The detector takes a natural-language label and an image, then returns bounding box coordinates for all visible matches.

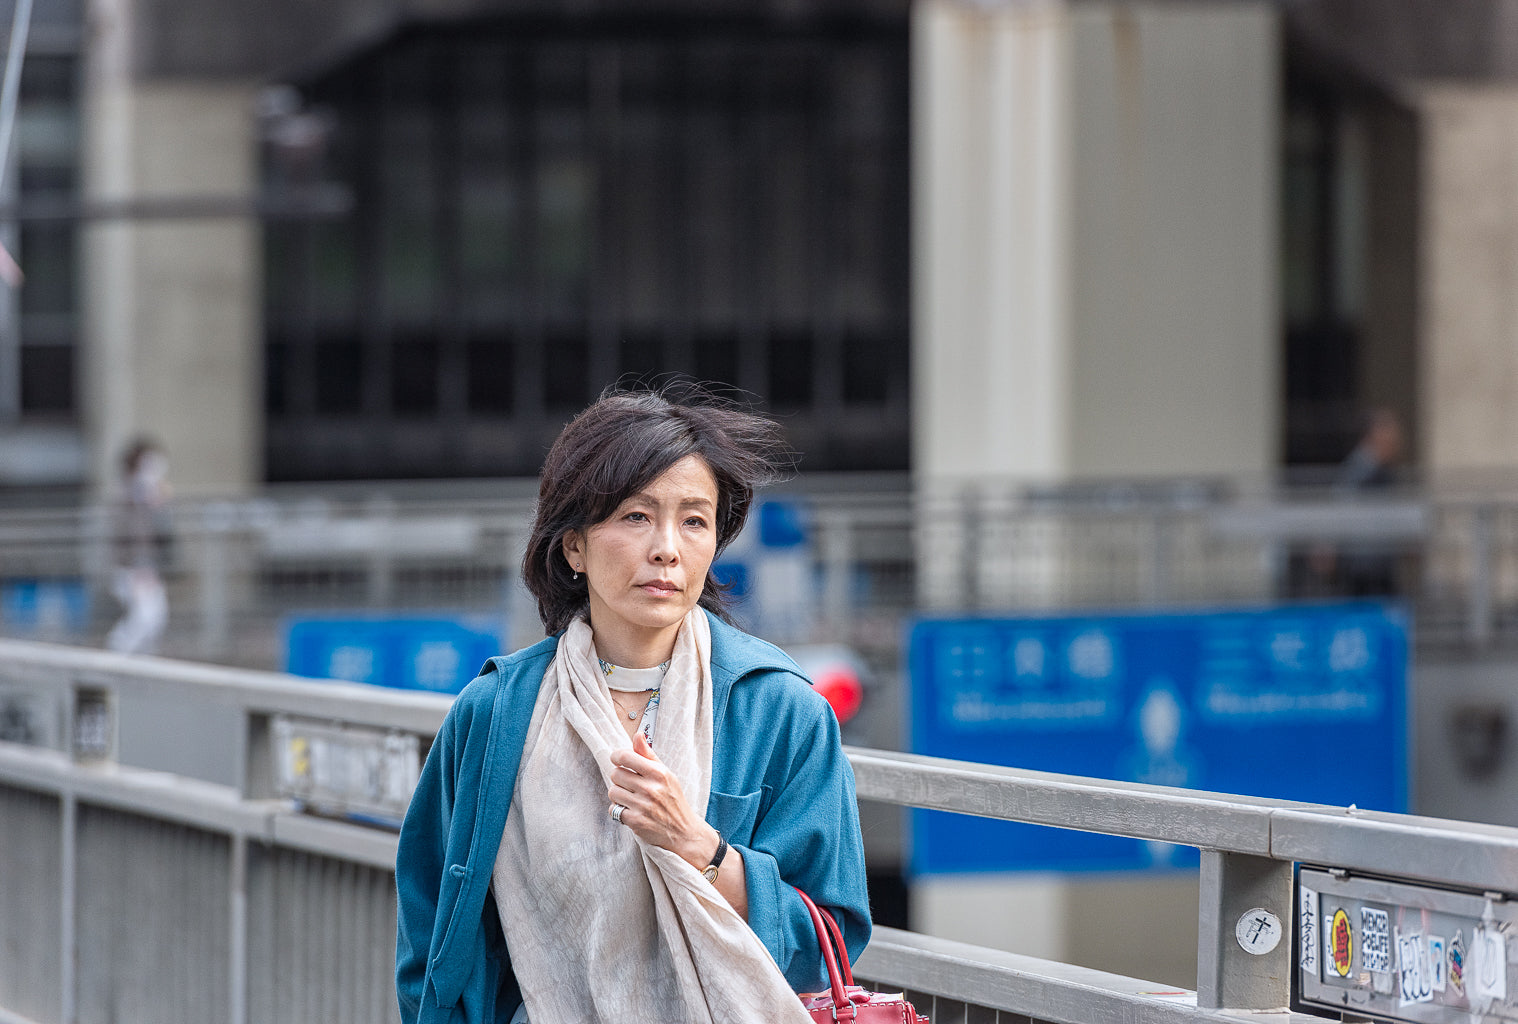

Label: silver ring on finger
[610,803,625,823]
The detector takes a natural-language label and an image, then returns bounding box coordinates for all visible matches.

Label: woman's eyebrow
[624,491,714,508]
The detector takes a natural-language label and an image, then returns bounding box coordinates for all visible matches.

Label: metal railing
[1,639,1514,1024]
[5,477,1518,678]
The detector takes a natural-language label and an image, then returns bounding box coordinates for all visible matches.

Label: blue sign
[909,603,1408,875]
[285,615,503,694]
[2,578,91,634]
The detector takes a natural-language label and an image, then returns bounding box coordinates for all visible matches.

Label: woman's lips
[638,581,679,595]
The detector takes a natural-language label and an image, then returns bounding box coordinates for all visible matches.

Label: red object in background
[812,665,863,724]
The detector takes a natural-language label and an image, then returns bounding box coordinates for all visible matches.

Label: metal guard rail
[1,639,1515,1023]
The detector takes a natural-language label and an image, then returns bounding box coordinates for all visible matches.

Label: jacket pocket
[428,863,475,1007]
[706,788,764,846]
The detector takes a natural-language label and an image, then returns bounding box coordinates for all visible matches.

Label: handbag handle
[793,887,865,1015]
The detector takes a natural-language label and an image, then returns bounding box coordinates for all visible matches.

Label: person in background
[394,387,870,1024]
[106,438,171,654]
[1302,409,1407,597]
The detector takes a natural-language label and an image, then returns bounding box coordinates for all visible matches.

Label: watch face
[702,866,718,883]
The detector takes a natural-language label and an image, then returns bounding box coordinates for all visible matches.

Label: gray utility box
[1298,868,1518,1023]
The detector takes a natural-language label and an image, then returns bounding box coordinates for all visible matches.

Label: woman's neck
[587,616,680,669]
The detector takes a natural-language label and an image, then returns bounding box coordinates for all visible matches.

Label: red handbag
[793,888,930,1024]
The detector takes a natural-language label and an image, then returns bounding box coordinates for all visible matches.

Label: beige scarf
[492,610,813,1024]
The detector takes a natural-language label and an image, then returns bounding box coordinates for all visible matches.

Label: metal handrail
[2,640,1516,1022]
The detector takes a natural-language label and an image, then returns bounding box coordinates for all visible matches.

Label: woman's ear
[561,530,585,572]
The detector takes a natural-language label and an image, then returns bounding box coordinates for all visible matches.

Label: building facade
[0,0,1514,498]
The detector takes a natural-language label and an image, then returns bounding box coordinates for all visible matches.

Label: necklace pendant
[627,710,636,720]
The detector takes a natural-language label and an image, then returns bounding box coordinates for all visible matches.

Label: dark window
[20,345,72,413]
[768,329,813,408]
[619,331,663,384]
[467,335,514,414]
[264,15,909,479]
[543,330,588,410]
[20,224,75,315]
[843,330,891,404]
[265,337,289,415]
[314,338,364,414]
[694,332,738,391]
[392,337,439,415]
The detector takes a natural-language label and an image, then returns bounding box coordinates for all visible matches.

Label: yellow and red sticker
[1331,908,1354,978]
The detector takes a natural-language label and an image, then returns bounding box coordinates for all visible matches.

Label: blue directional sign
[285,615,503,694]
[909,603,1408,875]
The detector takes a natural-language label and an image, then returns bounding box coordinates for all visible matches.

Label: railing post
[1196,850,1294,1011]
[198,501,233,659]
[819,509,853,634]
[59,790,76,1024]
[1468,504,1495,649]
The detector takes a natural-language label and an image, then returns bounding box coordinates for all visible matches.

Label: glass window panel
[543,329,587,410]
[693,332,738,390]
[391,336,439,415]
[265,337,288,415]
[19,343,72,414]
[768,329,812,408]
[618,330,662,384]
[314,337,363,414]
[466,334,514,414]
[20,223,73,315]
[536,154,593,313]
[843,330,890,405]
[311,221,358,322]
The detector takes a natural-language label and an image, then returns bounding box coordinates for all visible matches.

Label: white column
[912,0,1072,486]
[82,0,262,497]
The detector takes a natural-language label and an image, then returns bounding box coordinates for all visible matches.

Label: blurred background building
[0,0,1514,497]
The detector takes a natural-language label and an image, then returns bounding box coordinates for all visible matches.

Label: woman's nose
[650,522,678,563]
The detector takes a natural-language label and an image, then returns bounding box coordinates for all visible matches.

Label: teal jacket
[394,611,872,1024]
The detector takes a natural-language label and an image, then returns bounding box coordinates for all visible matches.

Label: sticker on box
[1331,908,1354,978]
[1299,887,1320,976]
[1429,935,1447,993]
[1448,930,1466,997]
[1361,907,1391,973]
[1397,931,1433,1006]
[1473,925,1506,1003]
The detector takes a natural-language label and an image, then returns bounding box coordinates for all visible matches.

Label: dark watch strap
[702,832,728,883]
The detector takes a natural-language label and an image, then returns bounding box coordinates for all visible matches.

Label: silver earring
[573,564,581,581]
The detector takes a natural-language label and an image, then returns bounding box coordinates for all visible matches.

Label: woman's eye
[684,516,708,529]
[625,511,649,523]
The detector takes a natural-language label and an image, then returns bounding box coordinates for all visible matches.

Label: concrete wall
[1415,85,1518,477]
[82,4,262,498]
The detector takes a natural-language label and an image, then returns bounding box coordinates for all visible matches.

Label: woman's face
[562,454,721,663]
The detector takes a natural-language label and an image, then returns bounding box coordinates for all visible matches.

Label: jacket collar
[705,608,803,726]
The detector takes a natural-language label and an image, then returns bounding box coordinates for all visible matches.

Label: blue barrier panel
[909,603,1408,874]
[285,614,503,694]
[1,578,91,633]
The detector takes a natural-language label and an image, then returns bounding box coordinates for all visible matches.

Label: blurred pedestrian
[1302,409,1406,597]
[106,438,171,653]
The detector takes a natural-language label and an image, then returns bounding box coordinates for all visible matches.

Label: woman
[395,388,871,1024]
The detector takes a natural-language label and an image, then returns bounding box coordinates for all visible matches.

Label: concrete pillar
[912,0,1277,491]
[1415,85,1518,478]
[909,0,1277,986]
[82,0,261,498]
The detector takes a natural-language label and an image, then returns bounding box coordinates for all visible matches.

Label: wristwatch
[701,832,729,884]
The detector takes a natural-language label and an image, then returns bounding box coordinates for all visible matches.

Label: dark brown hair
[523,384,795,634]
